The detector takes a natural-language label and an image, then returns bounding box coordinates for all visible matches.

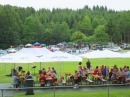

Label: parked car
[66,48,88,54]
[123,46,130,50]
[120,43,128,48]
[111,46,121,52]
[92,46,103,50]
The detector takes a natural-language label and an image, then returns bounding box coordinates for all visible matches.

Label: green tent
[67,42,73,45]
[61,41,67,45]
[41,44,46,47]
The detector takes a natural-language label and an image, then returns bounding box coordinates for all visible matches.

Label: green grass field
[14,90,130,97]
[0,58,130,83]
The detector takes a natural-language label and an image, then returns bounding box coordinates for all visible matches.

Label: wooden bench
[82,76,87,80]
[86,79,94,85]
[112,80,118,84]
[40,80,45,87]
[100,78,107,84]
[62,80,66,85]
[78,81,82,85]
[60,76,66,85]
[54,80,59,85]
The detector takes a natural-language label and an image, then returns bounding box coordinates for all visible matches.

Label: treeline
[0,4,130,49]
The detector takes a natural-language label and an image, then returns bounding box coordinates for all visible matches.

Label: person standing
[86,59,91,70]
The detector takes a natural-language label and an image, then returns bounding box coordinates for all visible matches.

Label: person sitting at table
[78,62,83,76]
[42,68,46,73]
[51,71,57,85]
[117,68,125,84]
[25,71,33,79]
[109,69,113,81]
[47,66,52,76]
[93,66,99,75]
[100,65,104,75]
[123,65,127,71]
[13,72,21,91]
[73,70,81,85]
[111,70,118,81]
[113,65,118,73]
[52,67,57,75]
[82,68,88,77]
[39,71,46,87]
[102,66,107,79]
[124,68,130,83]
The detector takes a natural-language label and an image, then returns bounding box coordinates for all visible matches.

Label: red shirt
[93,69,98,75]
[40,73,45,80]
[100,67,104,74]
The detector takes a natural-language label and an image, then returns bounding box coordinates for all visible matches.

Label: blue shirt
[102,68,107,75]
[125,71,130,78]
[53,70,57,75]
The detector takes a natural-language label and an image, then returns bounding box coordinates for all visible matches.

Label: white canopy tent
[0,53,37,63]
[37,51,82,62]
[79,50,128,59]
[78,50,129,68]
[17,48,53,57]
[17,48,53,70]
[79,50,125,58]
[0,53,39,75]
[36,51,82,79]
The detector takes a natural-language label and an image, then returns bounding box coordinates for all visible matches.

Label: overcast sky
[0,0,130,11]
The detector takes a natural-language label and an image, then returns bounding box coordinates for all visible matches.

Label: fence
[0,83,130,97]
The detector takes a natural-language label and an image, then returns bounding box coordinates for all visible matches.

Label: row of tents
[1,48,130,64]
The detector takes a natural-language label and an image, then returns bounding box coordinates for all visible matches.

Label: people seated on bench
[102,66,107,79]
[109,69,113,80]
[125,67,130,83]
[25,71,33,79]
[42,68,46,73]
[39,71,46,87]
[47,66,52,76]
[100,65,104,75]
[72,70,82,85]
[52,67,57,75]
[78,62,83,76]
[113,65,118,73]
[82,67,88,77]
[111,71,118,81]
[12,72,21,91]
[51,70,57,85]
[93,66,99,75]
[117,68,125,84]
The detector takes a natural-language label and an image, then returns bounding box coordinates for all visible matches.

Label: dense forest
[0,4,130,49]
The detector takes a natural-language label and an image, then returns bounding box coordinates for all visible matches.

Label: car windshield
[112,47,119,49]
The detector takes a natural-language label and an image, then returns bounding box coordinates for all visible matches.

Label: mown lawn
[0,58,130,83]
[14,90,130,97]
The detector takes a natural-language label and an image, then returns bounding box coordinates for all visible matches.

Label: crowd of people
[12,60,130,90]
[39,67,57,87]
[73,59,130,85]
[12,69,33,91]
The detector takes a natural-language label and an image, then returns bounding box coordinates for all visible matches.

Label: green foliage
[71,31,87,44]
[92,18,99,30]
[22,16,36,44]
[93,25,109,44]
[60,22,71,41]
[0,5,130,48]
[79,16,92,35]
